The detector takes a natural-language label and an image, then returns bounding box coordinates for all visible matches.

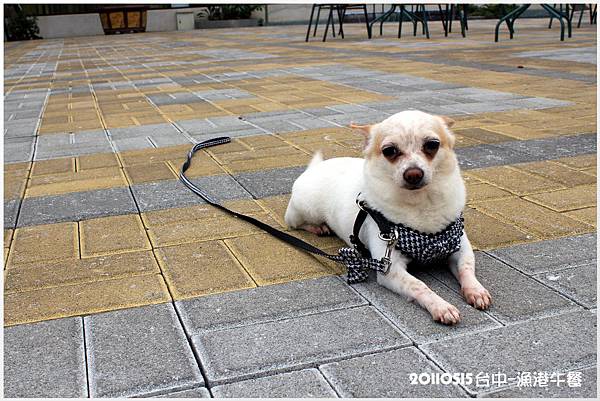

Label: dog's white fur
[285,110,491,325]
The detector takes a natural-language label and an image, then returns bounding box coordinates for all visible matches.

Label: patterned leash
[179,137,398,284]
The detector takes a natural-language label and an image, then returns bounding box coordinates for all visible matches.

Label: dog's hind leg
[299,223,333,236]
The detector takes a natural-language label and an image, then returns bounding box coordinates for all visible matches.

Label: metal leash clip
[378,226,399,275]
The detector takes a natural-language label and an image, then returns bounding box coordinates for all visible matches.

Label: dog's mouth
[404,183,427,190]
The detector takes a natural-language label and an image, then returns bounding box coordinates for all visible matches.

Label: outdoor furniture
[368,4,430,38]
[437,4,468,37]
[398,5,430,39]
[563,3,597,28]
[305,4,371,42]
[495,4,572,42]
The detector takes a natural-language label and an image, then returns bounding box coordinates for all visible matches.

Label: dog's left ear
[437,116,456,149]
[439,116,455,128]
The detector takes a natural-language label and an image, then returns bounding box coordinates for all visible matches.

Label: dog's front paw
[430,301,461,325]
[462,286,492,310]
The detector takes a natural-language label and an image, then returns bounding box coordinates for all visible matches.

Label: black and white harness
[346,197,464,283]
[180,137,465,285]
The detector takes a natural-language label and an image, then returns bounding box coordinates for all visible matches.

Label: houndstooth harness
[345,197,464,284]
[180,137,464,286]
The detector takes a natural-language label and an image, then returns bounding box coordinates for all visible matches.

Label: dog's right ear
[350,123,371,137]
[350,122,374,149]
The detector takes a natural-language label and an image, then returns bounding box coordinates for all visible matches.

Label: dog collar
[349,197,464,270]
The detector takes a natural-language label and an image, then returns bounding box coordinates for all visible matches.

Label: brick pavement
[3,18,597,397]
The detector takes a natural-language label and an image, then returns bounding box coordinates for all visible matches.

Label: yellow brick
[226,153,311,173]
[472,197,593,239]
[4,177,27,200]
[167,156,225,177]
[463,207,534,250]
[148,212,280,248]
[453,127,514,144]
[155,240,255,300]
[468,165,565,196]
[513,160,596,187]
[5,251,160,293]
[31,158,75,176]
[77,153,120,170]
[554,154,596,170]
[466,182,513,203]
[142,200,263,227]
[80,214,151,257]
[564,207,596,227]
[124,162,176,184]
[8,222,78,266]
[4,229,13,249]
[238,135,288,150]
[26,167,128,197]
[525,184,596,212]
[225,233,334,286]
[4,274,170,326]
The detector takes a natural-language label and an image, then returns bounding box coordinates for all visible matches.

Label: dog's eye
[423,140,440,155]
[382,145,400,159]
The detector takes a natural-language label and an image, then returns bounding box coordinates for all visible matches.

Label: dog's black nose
[403,167,424,185]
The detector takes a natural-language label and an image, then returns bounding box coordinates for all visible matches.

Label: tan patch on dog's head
[350,122,380,151]
[436,115,456,149]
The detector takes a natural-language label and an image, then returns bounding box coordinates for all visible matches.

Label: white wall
[146,7,207,32]
[37,13,104,39]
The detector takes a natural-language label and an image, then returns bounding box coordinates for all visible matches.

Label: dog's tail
[307,151,324,170]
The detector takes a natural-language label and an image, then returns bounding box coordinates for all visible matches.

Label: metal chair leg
[306,5,316,42]
[438,4,448,35]
[495,4,530,42]
[323,7,334,42]
[578,5,585,28]
[313,5,321,37]
[398,6,405,38]
[362,5,372,38]
[337,6,345,38]
[422,5,430,39]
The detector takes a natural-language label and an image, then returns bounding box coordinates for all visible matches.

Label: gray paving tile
[483,365,597,398]
[4,139,34,163]
[502,133,597,159]
[212,369,337,398]
[192,306,410,385]
[320,347,467,397]
[4,199,21,229]
[421,309,597,395]
[35,132,113,160]
[147,92,205,106]
[17,187,138,227]
[488,234,597,275]
[427,252,579,324]
[456,143,537,170]
[109,123,181,139]
[85,303,203,398]
[131,175,251,213]
[234,166,305,198]
[535,263,597,309]
[352,271,501,344]
[4,317,87,398]
[153,387,211,398]
[177,276,367,334]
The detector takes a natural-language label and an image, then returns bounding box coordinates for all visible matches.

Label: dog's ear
[439,116,455,128]
[350,123,371,137]
[350,123,373,149]
[437,116,456,149]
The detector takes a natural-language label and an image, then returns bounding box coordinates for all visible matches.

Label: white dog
[285,110,491,325]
